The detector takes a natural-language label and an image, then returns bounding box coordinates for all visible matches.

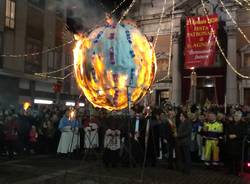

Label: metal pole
[190,69,197,104]
[126,86,132,167]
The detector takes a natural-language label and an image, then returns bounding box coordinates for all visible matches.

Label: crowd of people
[0,103,250,176]
[0,105,66,158]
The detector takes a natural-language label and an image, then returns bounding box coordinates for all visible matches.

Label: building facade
[0,0,249,109]
[136,0,250,106]
[0,0,78,108]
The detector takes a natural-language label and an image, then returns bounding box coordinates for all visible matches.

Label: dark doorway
[197,87,216,105]
[244,88,250,105]
[156,90,170,106]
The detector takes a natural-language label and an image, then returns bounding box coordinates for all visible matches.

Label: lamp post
[190,67,197,105]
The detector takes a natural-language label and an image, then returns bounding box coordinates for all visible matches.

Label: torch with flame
[73,22,156,111]
[69,108,76,121]
[23,102,31,111]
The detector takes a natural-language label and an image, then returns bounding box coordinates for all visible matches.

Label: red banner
[185,15,219,69]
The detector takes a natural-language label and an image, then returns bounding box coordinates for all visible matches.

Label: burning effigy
[73,21,156,111]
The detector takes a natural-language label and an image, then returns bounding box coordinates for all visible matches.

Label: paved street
[1,155,250,184]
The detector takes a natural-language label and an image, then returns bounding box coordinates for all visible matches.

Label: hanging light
[34,99,53,105]
[66,101,75,107]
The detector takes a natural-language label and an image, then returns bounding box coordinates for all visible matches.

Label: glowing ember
[73,23,156,111]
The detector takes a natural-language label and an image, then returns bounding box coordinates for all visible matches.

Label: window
[157,59,169,72]
[5,0,15,29]
[47,50,62,74]
[47,52,54,71]
[156,90,170,106]
[63,53,72,93]
[28,0,45,9]
[244,88,250,105]
[55,0,64,18]
[25,38,42,74]
[245,54,250,67]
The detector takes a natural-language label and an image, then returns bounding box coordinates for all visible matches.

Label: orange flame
[69,109,76,121]
[73,26,156,111]
[23,102,31,111]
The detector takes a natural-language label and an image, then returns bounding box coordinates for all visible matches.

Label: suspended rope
[233,0,243,6]
[154,2,175,83]
[33,0,130,80]
[232,0,250,9]
[242,0,250,7]
[140,0,173,182]
[167,0,175,79]
[36,71,73,81]
[219,0,250,44]
[34,64,74,76]
[153,0,168,49]
[118,0,137,24]
[1,0,129,59]
[201,0,250,79]
[0,40,73,58]
[111,0,128,14]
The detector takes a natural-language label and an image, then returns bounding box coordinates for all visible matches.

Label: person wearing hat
[203,111,223,166]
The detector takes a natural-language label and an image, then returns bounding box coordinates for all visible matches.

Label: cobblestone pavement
[0,155,250,184]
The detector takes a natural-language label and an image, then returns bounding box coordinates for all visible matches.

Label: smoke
[48,0,106,33]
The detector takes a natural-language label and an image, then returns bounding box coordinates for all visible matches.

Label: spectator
[28,125,38,154]
[190,113,200,162]
[203,111,223,166]
[156,110,168,160]
[57,110,80,157]
[166,109,177,169]
[4,114,19,159]
[18,110,31,153]
[177,111,192,174]
[103,118,121,167]
[225,111,247,175]
[144,108,159,167]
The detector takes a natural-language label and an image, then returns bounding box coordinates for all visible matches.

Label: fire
[69,109,76,121]
[23,102,31,111]
[73,23,156,111]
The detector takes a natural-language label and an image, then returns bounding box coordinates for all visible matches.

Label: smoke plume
[48,0,106,33]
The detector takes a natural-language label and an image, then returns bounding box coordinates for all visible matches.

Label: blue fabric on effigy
[87,24,138,87]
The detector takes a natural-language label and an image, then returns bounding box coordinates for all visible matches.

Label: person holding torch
[57,109,80,158]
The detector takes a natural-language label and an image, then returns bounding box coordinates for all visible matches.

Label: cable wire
[201,0,250,79]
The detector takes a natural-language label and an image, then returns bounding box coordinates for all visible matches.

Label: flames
[23,102,31,111]
[73,24,156,111]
